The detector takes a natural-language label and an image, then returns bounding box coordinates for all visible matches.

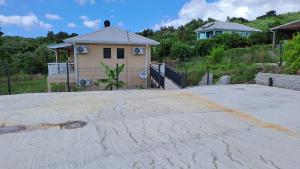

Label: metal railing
[165,64,186,88]
[48,63,75,76]
[150,65,165,89]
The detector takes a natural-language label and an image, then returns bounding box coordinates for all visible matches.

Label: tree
[24,44,54,74]
[227,17,249,23]
[138,29,154,37]
[98,63,125,90]
[257,10,277,19]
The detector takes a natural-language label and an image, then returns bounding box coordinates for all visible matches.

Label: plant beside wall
[97,63,125,90]
[284,33,300,74]
[51,83,66,92]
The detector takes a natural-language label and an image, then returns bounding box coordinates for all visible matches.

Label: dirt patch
[0,125,26,134]
[0,121,87,135]
[60,121,87,129]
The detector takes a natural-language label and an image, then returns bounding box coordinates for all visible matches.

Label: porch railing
[48,63,75,76]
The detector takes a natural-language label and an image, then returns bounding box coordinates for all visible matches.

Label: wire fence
[167,45,284,87]
[0,63,151,95]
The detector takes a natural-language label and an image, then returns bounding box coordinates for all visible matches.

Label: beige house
[47,24,159,91]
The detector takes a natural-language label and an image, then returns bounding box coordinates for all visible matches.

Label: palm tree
[98,63,125,90]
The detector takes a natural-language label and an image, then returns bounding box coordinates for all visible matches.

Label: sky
[1,0,300,37]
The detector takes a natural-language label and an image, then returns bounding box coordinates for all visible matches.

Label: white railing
[48,63,75,76]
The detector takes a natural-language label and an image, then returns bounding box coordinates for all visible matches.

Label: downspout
[145,44,149,89]
[73,42,78,84]
[126,30,130,88]
[271,30,276,48]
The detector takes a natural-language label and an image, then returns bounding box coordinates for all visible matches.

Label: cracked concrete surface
[0,84,299,169]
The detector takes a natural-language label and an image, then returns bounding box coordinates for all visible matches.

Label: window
[117,48,125,59]
[103,48,111,59]
[215,31,223,35]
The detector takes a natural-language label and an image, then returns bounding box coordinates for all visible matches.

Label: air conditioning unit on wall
[133,47,144,55]
[79,78,92,86]
[76,46,88,54]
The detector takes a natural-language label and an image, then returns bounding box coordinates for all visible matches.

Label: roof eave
[196,28,261,32]
[64,40,159,46]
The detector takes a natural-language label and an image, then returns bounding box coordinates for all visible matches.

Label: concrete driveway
[0,84,299,169]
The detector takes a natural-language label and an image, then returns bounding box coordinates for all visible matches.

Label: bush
[170,42,192,60]
[208,46,225,64]
[195,33,250,57]
[249,31,272,45]
[51,83,66,92]
[195,39,217,57]
[284,33,300,73]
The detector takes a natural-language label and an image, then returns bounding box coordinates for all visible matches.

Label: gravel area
[0,84,299,169]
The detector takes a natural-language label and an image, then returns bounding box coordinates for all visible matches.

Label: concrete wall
[76,44,151,89]
[255,73,300,90]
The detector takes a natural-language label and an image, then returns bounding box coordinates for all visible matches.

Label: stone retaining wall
[255,73,300,90]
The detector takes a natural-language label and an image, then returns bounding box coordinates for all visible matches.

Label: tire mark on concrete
[269,160,281,169]
[192,152,197,164]
[211,153,218,169]
[100,129,107,151]
[123,122,138,144]
[164,155,174,167]
[222,139,246,167]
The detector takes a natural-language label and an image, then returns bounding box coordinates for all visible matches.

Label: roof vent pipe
[104,20,110,27]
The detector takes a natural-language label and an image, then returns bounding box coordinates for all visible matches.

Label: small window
[117,48,125,59]
[103,48,111,59]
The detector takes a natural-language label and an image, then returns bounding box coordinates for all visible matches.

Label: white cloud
[39,21,53,30]
[45,13,62,20]
[80,15,100,29]
[74,0,96,5]
[0,13,52,30]
[153,0,300,30]
[105,0,124,3]
[80,15,89,20]
[117,21,125,28]
[67,22,77,28]
[0,0,6,5]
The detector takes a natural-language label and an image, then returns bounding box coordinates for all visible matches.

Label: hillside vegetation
[137,10,300,85]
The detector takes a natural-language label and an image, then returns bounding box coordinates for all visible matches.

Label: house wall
[75,44,151,89]
[197,30,253,40]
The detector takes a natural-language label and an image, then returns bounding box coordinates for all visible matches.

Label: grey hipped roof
[196,21,261,32]
[64,26,159,45]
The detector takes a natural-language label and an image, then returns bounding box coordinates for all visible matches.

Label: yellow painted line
[182,92,299,138]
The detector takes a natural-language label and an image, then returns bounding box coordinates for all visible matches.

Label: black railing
[150,65,165,89]
[165,64,186,88]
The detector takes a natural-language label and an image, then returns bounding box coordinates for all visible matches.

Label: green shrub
[284,33,300,73]
[170,42,192,60]
[51,83,66,92]
[208,46,225,64]
[72,85,82,92]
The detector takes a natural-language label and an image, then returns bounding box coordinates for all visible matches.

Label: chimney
[104,20,110,27]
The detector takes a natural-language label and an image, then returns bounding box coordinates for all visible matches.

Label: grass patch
[0,74,47,95]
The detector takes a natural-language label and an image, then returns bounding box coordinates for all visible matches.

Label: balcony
[48,63,75,76]
[47,63,76,85]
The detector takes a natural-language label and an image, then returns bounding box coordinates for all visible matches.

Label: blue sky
[0,0,299,37]
[0,0,191,37]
